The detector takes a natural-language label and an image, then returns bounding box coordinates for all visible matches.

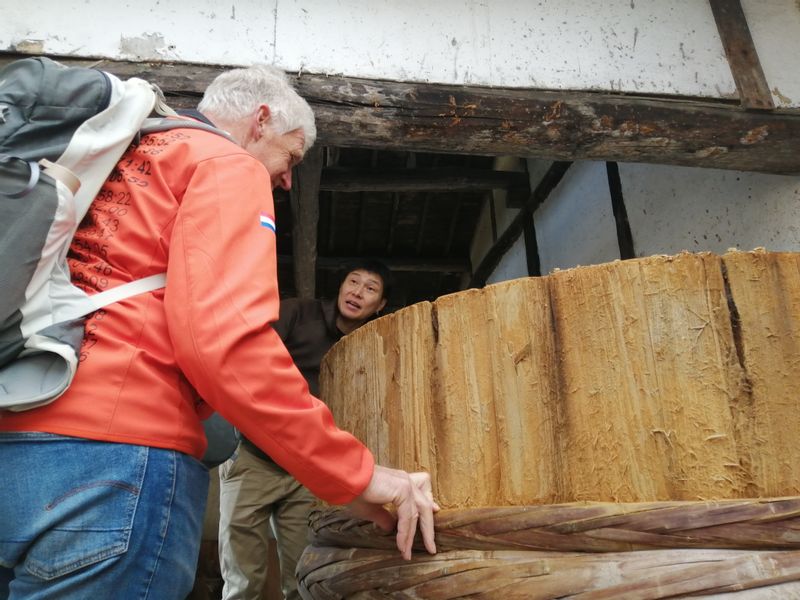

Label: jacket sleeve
[272,297,300,341]
[164,151,374,504]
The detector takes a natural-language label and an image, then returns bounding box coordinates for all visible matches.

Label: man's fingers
[409,471,439,553]
[353,465,440,560]
[394,500,419,560]
[410,479,437,554]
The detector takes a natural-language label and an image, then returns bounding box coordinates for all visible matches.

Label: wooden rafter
[709,0,775,110]
[278,255,469,274]
[386,193,400,255]
[415,193,431,256]
[355,191,368,254]
[522,212,541,277]
[444,194,462,257]
[319,167,530,194]
[606,161,636,260]
[325,193,338,254]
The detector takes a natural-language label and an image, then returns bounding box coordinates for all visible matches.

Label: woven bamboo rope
[307,499,800,553]
[298,546,800,599]
[297,500,800,599]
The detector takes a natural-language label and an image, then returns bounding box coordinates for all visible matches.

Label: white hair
[198,64,317,151]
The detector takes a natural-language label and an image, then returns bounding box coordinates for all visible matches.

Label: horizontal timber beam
[3,53,798,174]
[319,167,529,193]
[278,254,470,274]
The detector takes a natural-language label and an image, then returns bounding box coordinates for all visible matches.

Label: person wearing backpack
[0,64,438,600]
[218,259,392,600]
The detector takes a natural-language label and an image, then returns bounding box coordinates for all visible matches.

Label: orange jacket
[0,124,374,504]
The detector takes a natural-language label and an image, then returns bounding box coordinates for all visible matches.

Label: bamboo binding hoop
[298,500,800,599]
[306,498,800,554]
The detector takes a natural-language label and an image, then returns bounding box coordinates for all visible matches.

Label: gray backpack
[0,56,227,415]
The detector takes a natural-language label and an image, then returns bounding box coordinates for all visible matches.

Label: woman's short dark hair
[340,259,393,300]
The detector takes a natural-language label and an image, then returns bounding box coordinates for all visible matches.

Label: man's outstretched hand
[347,465,440,560]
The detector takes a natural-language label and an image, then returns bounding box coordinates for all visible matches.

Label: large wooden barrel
[299,250,800,598]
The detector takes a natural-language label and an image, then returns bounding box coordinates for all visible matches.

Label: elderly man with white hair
[0,63,438,600]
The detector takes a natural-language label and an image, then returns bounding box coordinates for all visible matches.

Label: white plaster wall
[469,199,495,272]
[469,192,520,272]
[2,0,744,99]
[487,236,529,285]
[743,0,800,108]
[622,164,800,255]
[482,162,799,284]
[534,161,620,274]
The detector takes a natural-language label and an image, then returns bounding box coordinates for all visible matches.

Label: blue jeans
[0,433,209,599]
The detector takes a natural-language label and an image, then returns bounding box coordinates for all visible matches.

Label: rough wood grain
[722,251,800,496]
[297,75,799,174]
[321,250,800,508]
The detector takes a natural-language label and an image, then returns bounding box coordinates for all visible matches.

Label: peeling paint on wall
[772,87,793,105]
[12,39,44,54]
[119,32,176,61]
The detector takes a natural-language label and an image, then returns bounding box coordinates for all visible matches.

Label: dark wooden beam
[277,254,470,274]
[3,53,798,174]
[444,195,462,257]
[469,162,572,288]
[504,160,531,209]
[523,213,541,277]
[355,191,367,254]
[296,74,799,175]
[489,195,498,242]
[415,193,431,255]
[325,195,337,255]
[386,193,400,255]
[319,167,531,193]
[289,145,323,299]
[606,161,636,260]
[709,0,775,110]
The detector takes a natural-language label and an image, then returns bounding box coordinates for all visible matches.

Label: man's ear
[254,104,272,138]
[377,298,387,314]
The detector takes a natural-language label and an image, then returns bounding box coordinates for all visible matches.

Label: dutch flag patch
[259,212,276,233]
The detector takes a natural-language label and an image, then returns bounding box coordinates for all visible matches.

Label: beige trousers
[218,443,316,600]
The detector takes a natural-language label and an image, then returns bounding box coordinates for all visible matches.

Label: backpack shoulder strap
[56,273,167,324]
[138,117,236,143]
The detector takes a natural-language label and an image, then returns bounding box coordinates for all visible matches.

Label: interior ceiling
[276,147,498,310]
